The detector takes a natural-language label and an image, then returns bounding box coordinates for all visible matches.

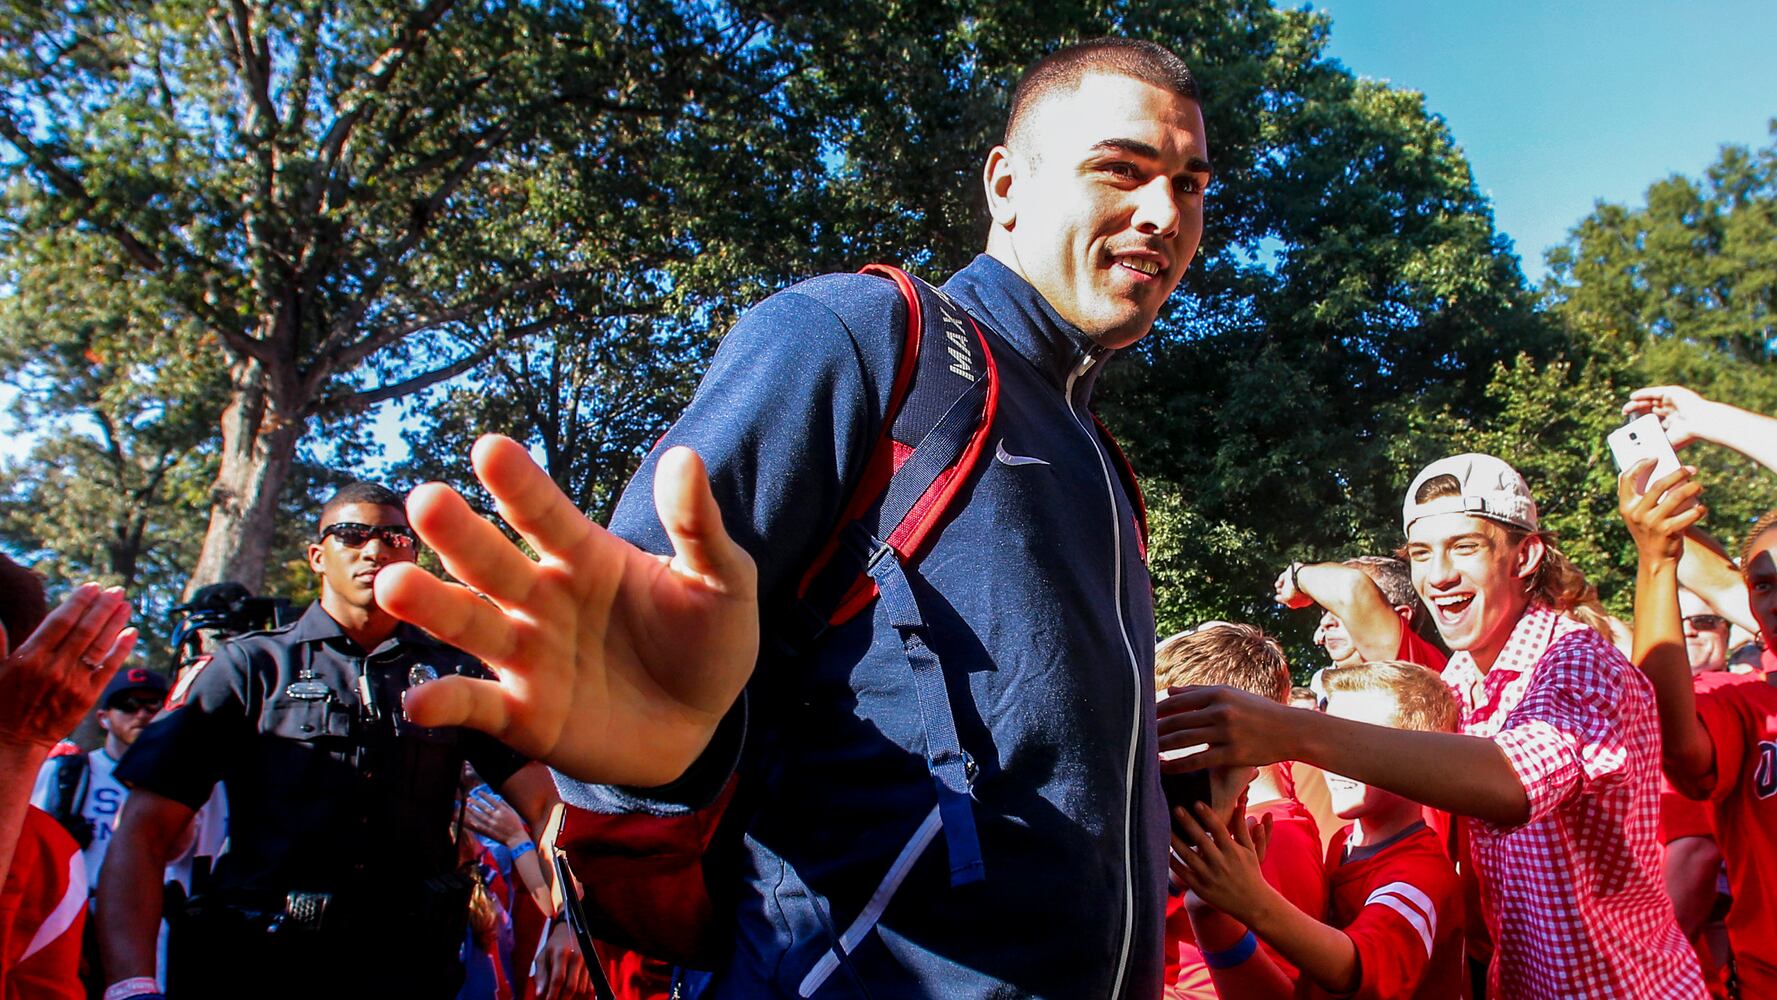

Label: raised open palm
[376,436,758,787]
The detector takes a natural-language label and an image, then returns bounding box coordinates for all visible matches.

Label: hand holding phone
[1161,767,1212,827]
[1608,415,1688,504]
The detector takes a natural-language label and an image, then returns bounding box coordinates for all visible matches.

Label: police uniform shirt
[117,602,529,898]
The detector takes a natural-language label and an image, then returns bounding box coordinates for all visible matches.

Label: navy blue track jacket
[558,254,1166,998]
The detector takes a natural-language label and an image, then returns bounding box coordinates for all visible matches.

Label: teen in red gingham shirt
[1159,454,1703,998]
[1446,604,1700,996]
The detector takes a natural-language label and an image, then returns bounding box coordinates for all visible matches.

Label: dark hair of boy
[317,481,407,531]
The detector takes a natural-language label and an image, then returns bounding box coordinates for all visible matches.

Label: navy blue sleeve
[554,272,905,812]
[115,644,255,811]
[606,273,904,597]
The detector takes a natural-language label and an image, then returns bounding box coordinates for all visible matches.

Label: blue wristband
[510,840,536,860]
[1202,930,1258,969]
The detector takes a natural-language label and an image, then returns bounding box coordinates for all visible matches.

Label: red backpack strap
[1091,412,1148,563]
[781,263,998,889]
[789,264,1000,633]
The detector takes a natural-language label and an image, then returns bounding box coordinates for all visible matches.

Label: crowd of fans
[1150,383,1777,999]
[0,380,1770,999]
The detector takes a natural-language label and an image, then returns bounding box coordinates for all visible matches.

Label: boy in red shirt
[1172,659,1463,999]
[1154,624,1323,999]
[1620,457,1777,998]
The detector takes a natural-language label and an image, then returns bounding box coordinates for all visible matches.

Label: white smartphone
[1608,414,1683,496]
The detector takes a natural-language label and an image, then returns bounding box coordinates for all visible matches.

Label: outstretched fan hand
[375,436,759,788]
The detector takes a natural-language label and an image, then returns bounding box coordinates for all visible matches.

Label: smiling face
[307,502,416,612]
[1404,514,1542,670]
[984,72,1210,348]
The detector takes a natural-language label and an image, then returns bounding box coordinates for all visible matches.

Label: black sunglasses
[321,522,417,550]
[111,696,164,714]
[1683,614,1728,631]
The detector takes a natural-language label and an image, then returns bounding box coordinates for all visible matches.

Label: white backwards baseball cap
[1402,453,1539,534]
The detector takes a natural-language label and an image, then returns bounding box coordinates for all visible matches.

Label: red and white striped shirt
[1444,605,1704,998]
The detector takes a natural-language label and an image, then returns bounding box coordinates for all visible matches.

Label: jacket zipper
[1065,345,1143,999]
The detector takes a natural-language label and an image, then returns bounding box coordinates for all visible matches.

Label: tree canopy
[4,2,1771,675]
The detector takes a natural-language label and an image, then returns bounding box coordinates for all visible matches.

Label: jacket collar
[942,254,1116,402]
[289,600,440,653]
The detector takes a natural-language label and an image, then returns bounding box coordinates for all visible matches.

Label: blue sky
[1309,0,1777,283]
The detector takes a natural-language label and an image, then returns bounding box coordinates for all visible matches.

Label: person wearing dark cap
[31,667,169,890]
[96,481,587,1000]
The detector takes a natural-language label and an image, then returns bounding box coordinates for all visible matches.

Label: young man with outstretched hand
[1173,660,1464,1000]
[1620,456,1777,998]
[374,39,1211,998]
[1160,453,1703,997]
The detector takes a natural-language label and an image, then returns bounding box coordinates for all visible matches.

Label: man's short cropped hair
[1345,554,1430,636]
[1321,660,1459,734]
[1155,623,1290,704]
[318,481,407,532]
[1344,556,1413,607]
[1005,38,1198,149]
[0,552,49,647]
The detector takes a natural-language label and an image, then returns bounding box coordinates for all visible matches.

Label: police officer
[96,482,588,1000]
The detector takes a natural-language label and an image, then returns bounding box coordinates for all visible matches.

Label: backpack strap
[40,747,93,849]
[783,264,998,888]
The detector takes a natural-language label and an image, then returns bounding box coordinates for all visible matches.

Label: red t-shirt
[1163,798,1326,999]
[1661,672,1752,845]
[1395,627,1448,673]
[1693,675,1777,997]
[1305,823,1464,1000]
[0,807,86,1000]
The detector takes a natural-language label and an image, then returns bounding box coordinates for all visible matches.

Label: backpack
[39,742,94,849]
[546,264,1147,975]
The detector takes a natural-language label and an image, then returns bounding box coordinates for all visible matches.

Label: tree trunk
[183,358,303,597]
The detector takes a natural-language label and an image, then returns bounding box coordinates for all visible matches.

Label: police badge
[285,668,331,701]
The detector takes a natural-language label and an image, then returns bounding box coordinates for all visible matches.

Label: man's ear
[983,145,1019,229]
[1393,604,1416,624]
[1514,533,1548,582]
[307,542,326,576]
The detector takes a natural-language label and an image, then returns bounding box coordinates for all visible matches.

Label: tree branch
[304,0,459,218]
[0,111,165,272]
[324,344,494,416]
[225,0,281,140]
[315,118,514,358]
[312,268,562,399]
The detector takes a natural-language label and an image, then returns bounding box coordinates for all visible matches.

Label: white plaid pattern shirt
[1445,605,1704,998]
